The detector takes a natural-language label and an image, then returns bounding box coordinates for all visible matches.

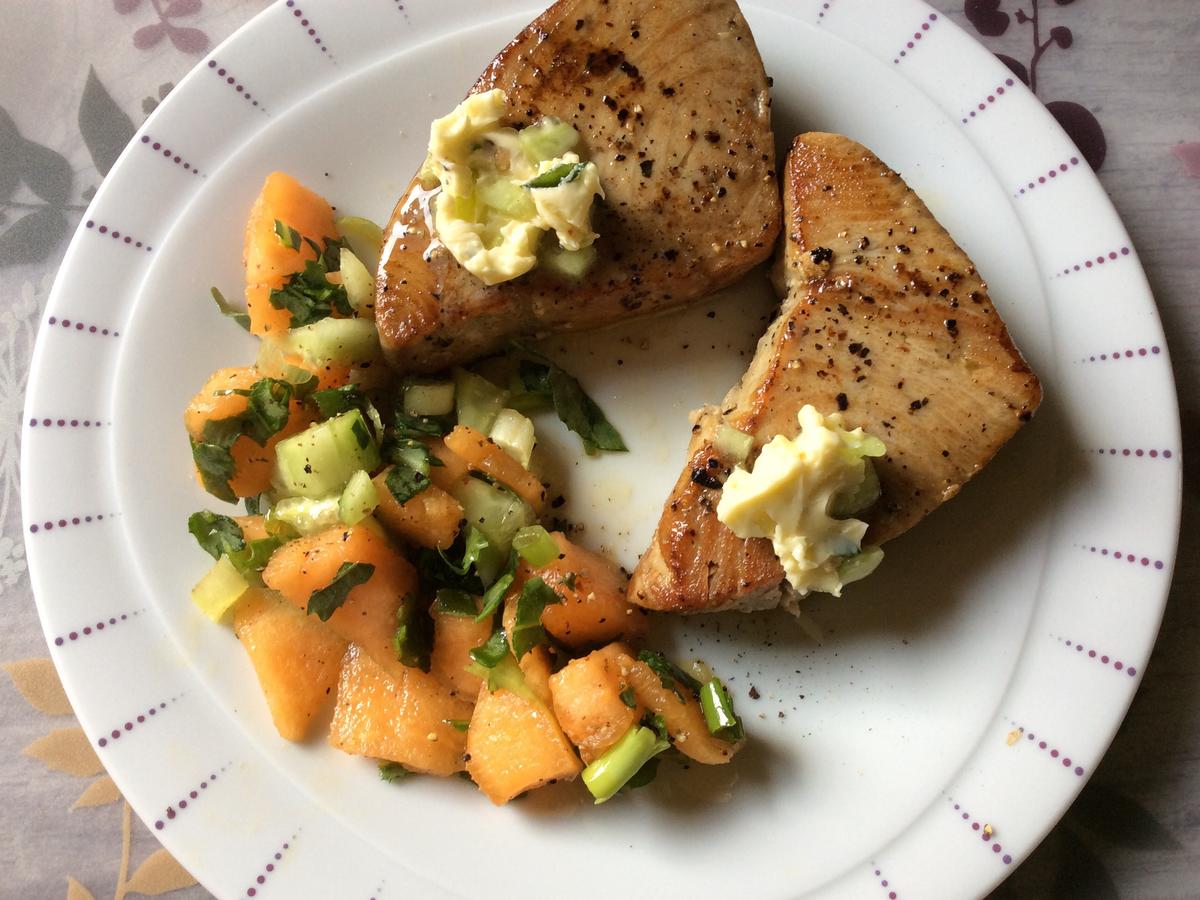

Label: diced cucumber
[335,216,384,274]
[391,446,432,477]
[540,243,596,279]
[270,495,342,536]
[339,248,375,318]
[837,546,884,586]
[829,460,881,519]
[281,317,381,368]
[273,409,381,499]
[476,176,535,220]
[714,423,754,465]
[404,381,456,417]
[339,469,379,526]
[191,555,249,622]
[512,525,559,567]
[454,368,509,434]
[489,408,536,468]
[454,477,535,556]
[518,119,579,161]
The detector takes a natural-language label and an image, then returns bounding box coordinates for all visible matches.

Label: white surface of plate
[21,1,1182,898]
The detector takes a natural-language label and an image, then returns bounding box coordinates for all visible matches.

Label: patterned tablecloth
[1,1,1196,897]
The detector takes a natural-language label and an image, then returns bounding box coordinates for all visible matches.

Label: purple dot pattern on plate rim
[1054,634,1140,676]
[1077,542,1165,572]
[1015,157,1080,196]
[44,315,120,336]
[1008,722,1086,776]
[97,697,180,748]
[285,1,334,59]
[28,513,118,535]
[892,12,938,64]
[1054,245,1131,277]
[27,417,112,429]
[244,833,297,898]
[1092,447,1174,459]
[960,78,1015,123]
[947,798,1013,865]
[816,0,838,23]
[1079,345,1161,363]
[51,609,144,647]
[872,866,899,899]
[140,134,202,176]
[83,219,152,251]
[154,765,228,831]
[207,59,266,111]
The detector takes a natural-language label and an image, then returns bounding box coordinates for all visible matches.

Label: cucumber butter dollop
[419,89,604,285]
[716,405,887,597]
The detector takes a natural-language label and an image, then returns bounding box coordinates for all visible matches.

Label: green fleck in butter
[716,405,886,597]
[420,89,604,285]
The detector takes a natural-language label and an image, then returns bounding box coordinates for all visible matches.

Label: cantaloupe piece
[430,598,490,698]
[373,467,464,550]
[185,367,317,498]
[329,644,471,776]
[443,425,546,513]
[244,172,339,336]
[466,682,582,804]
[233,515,270,542]
[512,533,646,648]
[599,644,742,765]
[428,439,471,493]
[234,588,347,741]
[549,648,646,764]
[262,524,413,680]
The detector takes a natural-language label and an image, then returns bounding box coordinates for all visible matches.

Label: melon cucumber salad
[184,172,745,805]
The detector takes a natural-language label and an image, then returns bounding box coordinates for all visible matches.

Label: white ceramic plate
[22,1,1182,897]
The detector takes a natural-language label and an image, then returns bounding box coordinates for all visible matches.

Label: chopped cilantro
[444,718,470,733]
[638,650,702,701]
[475,550,518,622]
[385,465,430,505]
[433,588,478,617]
[468,629,511,669]
[243,493,268,516]
[514,347,627,454]
[227,536,284,574]
[378,762,408,783]
[209,286,250,331]
[190,439,238,504]
[240,378,294,445]
[307,561,375,621]
[268,233,352,327]
[619,686,637,709]
[273,219,301,250]
[187,511,245,559]
[312,384,368,419]
[510,577,563,659]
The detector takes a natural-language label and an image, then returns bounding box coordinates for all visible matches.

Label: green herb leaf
[637,650,702,701]
[190,439,238,504]
[625,756,660,790]
[433,588,479,617]
[393,411,451,438]
[187,511,245,559]
[619,686,637,709]
[468,629,511,669]
[438,526,489,577]
[393,594,432,671]
[643,712,670,743]
[244,494,268,516]
[475,550,518,622]
[510,577,563,659]
[274,219,302,250]
[227,536,284,574]
[307,561,375,621]
[241,378,294,446]
[312,384,368,420]
[416,546,485,596]
[444,718,470,733]
[515,349,627,454]
[209,286,251,331]
[268,246,352,327]
[385,465,430,505]
[378,762,408,783]
[526,161,586,189]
